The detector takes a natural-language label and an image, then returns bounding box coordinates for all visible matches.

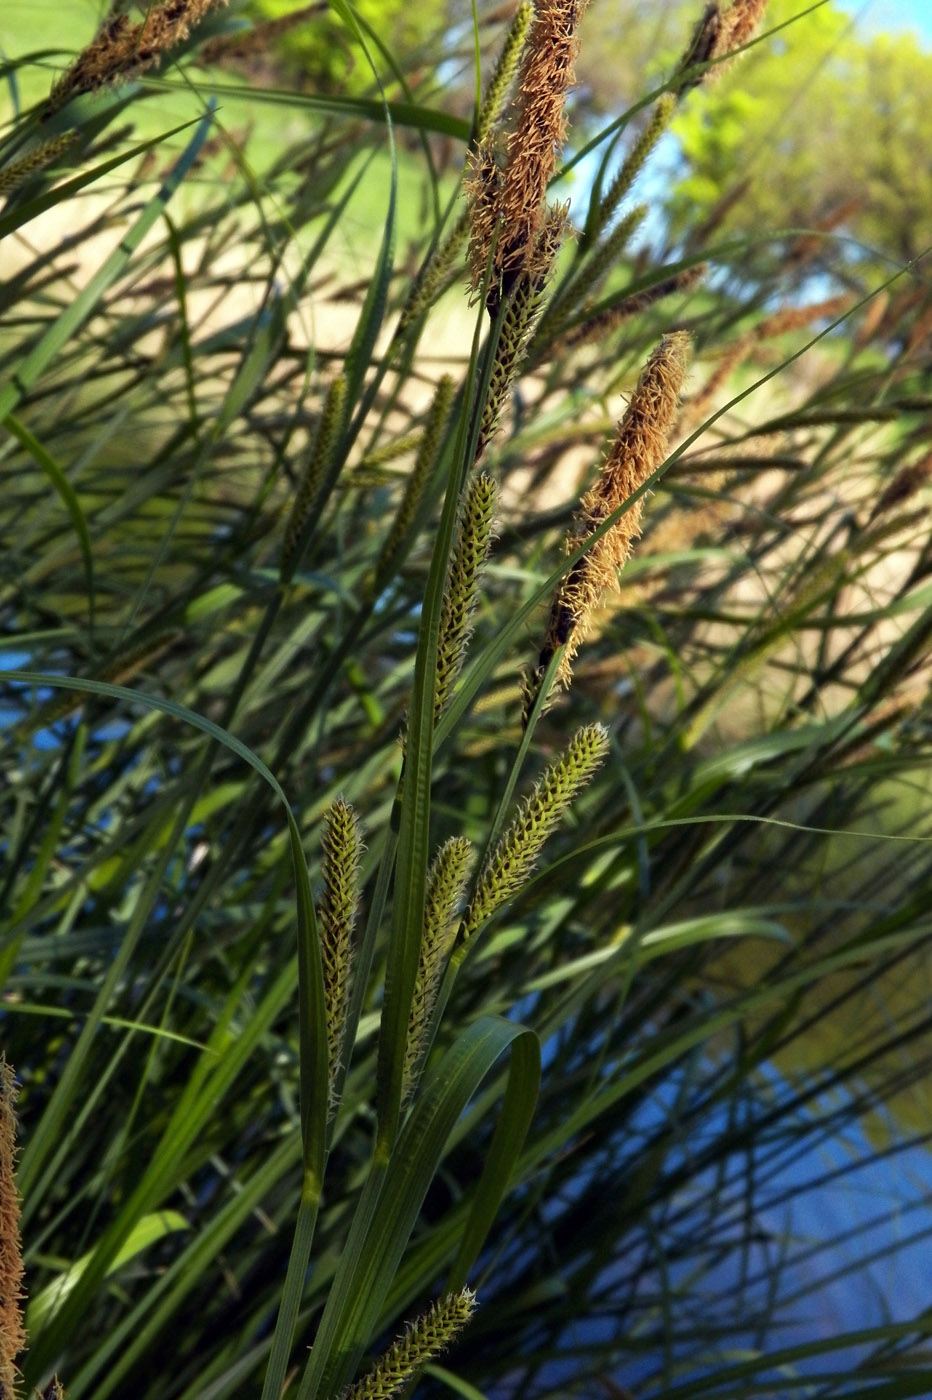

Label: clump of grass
[3,2,932,1399]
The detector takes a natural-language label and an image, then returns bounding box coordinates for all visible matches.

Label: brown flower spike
[467,0,589,298]
[676,0,769,90]
[47,0,228,114]
[526,332,691,715]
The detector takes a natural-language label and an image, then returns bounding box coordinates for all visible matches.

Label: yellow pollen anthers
[461,723,609,943]
[340,1290,477,1400]
[466,0,589,302]
[526,331,691,716]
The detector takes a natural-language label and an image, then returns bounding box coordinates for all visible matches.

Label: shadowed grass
[2,2,932,1399]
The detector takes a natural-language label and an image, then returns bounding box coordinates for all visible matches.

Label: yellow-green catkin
[318,798,363,1107]
[367,375,455,596]
[341,1290,477,1400]
[0,1061,24,1400]
[461,723,609,943]
[35,1382,64,1400]
[46,0,229,113]
[525,332,690,717]
[280,374,347,584]
[0,134,77,198]
[435,474,498,720]
[356,433,422,473]
[476,203,566,459]
[402,837,474,1101]
[473,1,534,148]
[396,210,470,335]
[466,0,589,301]
[588,95,676,246]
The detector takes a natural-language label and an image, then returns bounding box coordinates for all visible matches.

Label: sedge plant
[1,1,932,1399]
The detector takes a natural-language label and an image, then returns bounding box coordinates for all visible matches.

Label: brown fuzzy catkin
[527,332,690,709]
[675,0,769,90]
[717,0,770,56]
[467,0,588,294]
[200,2,326,64]
[46,0,228,113]
[477,203,567,452]
[0,1061,24,1400]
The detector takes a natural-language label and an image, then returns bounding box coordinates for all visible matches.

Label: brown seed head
[528,332,690,704]
[467,0,588,296]
[47,0,228,113]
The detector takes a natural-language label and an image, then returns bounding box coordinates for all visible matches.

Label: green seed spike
[341,1290,477,1400]
[435,474,497,721]
[403,837,475,1102]
[318,798,363,1109]
[587,94,676,248]
[396,212,470,335]
[473,1,534,149]
[476,203,566,460]
[538,204,648,348]
[280,374,347,584]
[461,723,610,943]
[0,134,77,198]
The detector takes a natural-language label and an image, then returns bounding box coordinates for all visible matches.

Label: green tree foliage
[245,0,446,92]
[667,0,932,272]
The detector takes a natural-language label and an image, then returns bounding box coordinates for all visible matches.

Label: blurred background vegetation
[3,0,932,1398]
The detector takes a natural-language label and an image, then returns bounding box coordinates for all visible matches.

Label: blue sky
[837,0,932,44]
